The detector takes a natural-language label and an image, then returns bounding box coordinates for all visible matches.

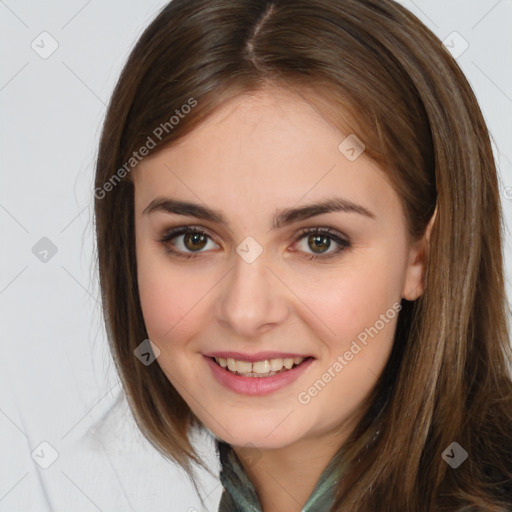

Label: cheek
[304,255,404,344]
[136,257,215,388]
[296,266,402,430]
[136,243,209,344]
[294,248,406,419]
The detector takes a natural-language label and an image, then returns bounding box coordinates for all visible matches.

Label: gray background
[1,1,511,511]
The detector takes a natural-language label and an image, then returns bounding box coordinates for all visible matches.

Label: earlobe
[401,206,437,301]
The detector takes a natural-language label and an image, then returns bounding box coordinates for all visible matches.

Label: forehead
[132,87,400,225]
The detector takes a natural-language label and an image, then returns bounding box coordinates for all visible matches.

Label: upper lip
[203,351,313,362]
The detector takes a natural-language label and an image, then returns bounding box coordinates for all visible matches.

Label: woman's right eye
[158,226,218,259]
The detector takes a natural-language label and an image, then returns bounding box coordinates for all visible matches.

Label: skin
[132,86,430,512]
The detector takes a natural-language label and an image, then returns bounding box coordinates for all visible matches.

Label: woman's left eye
[293,227,351,260]
[157,226,351,260]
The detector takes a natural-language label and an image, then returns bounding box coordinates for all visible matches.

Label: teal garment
[215,439,343,512]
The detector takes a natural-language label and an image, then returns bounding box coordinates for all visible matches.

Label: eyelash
[157,226,351,261]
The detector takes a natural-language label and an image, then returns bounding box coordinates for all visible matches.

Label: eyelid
[294,226,349,242]
[159,225,215,239]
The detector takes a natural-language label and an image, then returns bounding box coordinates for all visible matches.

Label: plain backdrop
[1,1,511,511]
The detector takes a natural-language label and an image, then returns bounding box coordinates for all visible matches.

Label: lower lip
[204,356,315,396]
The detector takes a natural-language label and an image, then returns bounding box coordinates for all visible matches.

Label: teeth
[252,360,270,373]
[283,358,294,369]
[214,356,306,376]
[269,358,283,371]
[235,360,252,373]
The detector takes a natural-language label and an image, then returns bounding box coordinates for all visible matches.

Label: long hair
[93,0,512,509]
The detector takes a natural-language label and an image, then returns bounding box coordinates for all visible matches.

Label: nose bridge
[217,241,288,336]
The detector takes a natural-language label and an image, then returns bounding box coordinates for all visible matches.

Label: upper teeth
[215,357,306,374]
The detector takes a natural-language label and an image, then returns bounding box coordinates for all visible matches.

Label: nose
[216,248,290,338]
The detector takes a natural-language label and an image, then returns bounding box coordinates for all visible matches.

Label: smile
[205,355,315,396]
[214,356,306,377]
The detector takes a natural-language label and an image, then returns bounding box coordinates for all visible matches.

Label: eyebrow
[142,196,376,229]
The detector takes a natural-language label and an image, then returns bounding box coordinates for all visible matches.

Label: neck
[232,427,351,512]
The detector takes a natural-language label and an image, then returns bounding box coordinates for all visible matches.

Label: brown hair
[93,0,512,510]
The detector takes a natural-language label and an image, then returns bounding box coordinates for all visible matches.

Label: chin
[207,420,303,450]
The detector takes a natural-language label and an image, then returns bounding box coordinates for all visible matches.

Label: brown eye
[183,232,208,251]
[308,234,332,254]
[158,226,218,258]
[294,227,351,260]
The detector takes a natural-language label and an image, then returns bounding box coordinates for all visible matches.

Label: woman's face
[132,87,426,450]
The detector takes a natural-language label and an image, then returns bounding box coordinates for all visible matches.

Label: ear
[401,207,437,301]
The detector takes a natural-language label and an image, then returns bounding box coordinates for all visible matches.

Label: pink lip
[202,351,312,362]
[204,355,315,396]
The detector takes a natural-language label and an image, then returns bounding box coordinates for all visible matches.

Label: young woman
[93,0,512,510]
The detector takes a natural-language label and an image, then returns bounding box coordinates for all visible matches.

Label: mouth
[204,354,315,396]
[209,355,314,378]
